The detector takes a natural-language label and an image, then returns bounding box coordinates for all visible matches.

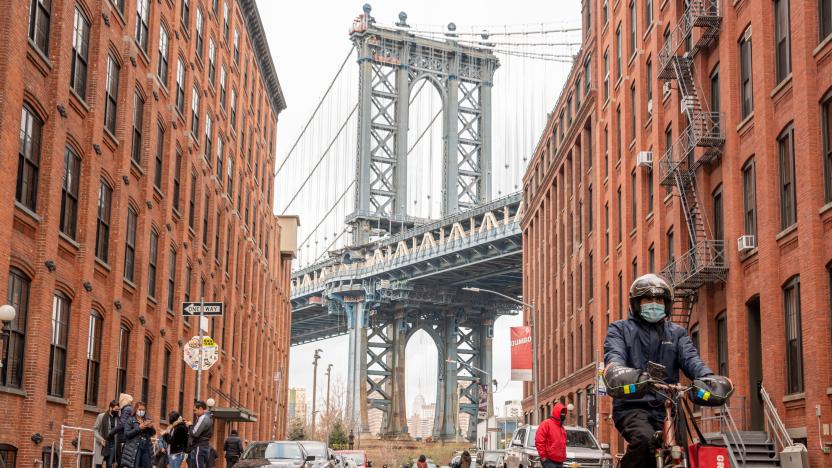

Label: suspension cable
[380,24,581,37]
[275,46,355,176]
[314,226,350,263]
[280,103,358,214]
[407,108,443,155]
[296,180,356,250]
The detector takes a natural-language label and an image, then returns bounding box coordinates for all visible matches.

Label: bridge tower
[348,4,499,244]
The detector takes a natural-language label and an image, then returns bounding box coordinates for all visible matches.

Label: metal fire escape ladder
[658,0,727,329]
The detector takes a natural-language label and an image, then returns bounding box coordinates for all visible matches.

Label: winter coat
[603,312,713,422]
[121,414,156,468]
[189,413,214,448]
[163,419,190,455]
[223,435,243,459]
[94,412,109,466]
[535,403,567,463]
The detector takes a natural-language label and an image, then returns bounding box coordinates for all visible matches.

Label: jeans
[541,460,563,468]
[188,447,210,468]
[169,453,185,468]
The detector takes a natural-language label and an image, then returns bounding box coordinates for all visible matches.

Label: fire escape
[657,0,727,328]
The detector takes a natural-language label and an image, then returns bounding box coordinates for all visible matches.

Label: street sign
[182,302,224,316]
[183,335,219,371]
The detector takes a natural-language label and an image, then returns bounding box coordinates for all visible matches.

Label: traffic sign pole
[196,296,204,402]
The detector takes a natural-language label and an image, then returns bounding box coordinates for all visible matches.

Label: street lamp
[312,349,323,437]
[0,304,16,371]
[462,287,539,424]
[325,364,333,446]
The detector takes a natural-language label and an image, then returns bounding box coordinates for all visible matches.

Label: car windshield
[243,443,302,460]
[341,454,365,465]
[300,442,328,459]
[566,430,599,449]
[483,453,501,463]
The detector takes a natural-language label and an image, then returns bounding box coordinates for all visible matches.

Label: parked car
[236,441,315,468]
[298,441,336,468]
[335,450,368,468]
[503,425,612,468]
[479,451,503,468]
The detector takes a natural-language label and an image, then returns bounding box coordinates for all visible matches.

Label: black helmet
[629,273,673,317]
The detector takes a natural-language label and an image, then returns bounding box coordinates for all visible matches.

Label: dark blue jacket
[603,313,713,422]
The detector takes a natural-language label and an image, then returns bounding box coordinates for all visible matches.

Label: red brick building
[0,0,296,466]
[522,0,832,464]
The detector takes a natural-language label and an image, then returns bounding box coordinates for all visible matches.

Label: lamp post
[0,304,16,372]
[325,364,332,446]
[462,287,539,424]
[312,349,323,437]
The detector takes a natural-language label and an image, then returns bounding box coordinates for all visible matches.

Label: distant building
[421,403,436,438]
[288,387,308,423]
[502,400,522,419]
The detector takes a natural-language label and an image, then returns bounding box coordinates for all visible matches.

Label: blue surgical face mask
[137,410,146,418]
[640,303,666,323]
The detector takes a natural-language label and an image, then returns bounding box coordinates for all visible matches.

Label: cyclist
[603,274,732,468]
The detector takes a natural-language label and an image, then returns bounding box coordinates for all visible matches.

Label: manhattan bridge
[278,5,580,440]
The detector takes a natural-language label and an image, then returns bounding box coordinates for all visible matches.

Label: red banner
[510,326,533,381]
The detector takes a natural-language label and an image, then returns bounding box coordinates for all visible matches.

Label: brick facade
[0,0,293,465]
[522,0,832,464]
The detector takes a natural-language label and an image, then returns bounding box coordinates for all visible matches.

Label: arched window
[0,444,17,468]
[48,291,71,397]
[2,269,30,389]
[85,310,103,405]
[16,104,43,211]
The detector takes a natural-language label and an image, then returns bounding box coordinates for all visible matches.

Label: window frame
[48,292,71,397]
[95,180,113,263]
[739,27,754,119]
[167,248,177,312]
[70,6,91,100]
[716,311,729,376]
[17,104,43,211]
[2,269,30,389]
[115,325,130,398]
[783,276,804,394]
[778,124,797,230]
[28,0,52,55]
[135,0,150,54]
[104,55,120,135]
[131,91,145,166]
[148,229,159,298]
[774,0,791,84]
[158,25,169,83]
[742,157,758,239]
[124,206,138,282]
[60,146,81,239]
[84,310,103,406]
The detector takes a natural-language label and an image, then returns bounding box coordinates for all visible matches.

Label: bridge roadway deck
[290,193,524,345]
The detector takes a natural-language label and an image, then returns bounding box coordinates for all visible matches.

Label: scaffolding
[657,0,727,328]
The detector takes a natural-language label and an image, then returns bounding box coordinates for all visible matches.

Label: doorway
[746,296,764,431]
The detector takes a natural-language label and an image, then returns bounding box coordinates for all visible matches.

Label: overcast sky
[259,0,582,420]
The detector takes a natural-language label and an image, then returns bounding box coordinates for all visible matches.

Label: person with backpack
[223,430,243,468]
[534,403,568,468]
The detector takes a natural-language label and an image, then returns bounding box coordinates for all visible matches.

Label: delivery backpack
[682,400,731,468]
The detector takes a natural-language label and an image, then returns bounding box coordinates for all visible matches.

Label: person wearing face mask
[603,273,732,468]
[121,402,156,468]
[534,402,568,468]
[94,401,121,468]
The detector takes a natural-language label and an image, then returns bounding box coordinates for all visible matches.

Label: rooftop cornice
[237,0,287,115]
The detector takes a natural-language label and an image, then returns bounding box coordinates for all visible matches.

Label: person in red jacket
[535,402,567,468]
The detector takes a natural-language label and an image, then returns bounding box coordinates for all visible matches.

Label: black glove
[689,375,734,407]
[603,363,650,399]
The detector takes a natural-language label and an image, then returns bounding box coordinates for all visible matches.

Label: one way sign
[182,302,224,316]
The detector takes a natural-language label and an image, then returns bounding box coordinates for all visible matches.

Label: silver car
[503,425,612,468]
[235,441,315,468]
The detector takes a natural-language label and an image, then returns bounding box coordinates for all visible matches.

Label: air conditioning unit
[647,98,653,115]
[737,235,756,252]
[637,151,653,169]
[663,82,672,95]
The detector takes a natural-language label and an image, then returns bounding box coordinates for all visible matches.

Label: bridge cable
[407,108,443,156]
[280,103,358,215]
[297,180,356,250]
[314,226,350,263]
[275,45,355,177]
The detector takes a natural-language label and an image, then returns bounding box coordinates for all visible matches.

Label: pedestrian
[451,451,471,468]
[534,402,568,468]
[347,430,354,450]
[95,401,120,468]
[162,411,189,468]
[415,455,427,468]
[121,402,156,468]
[111,393,135,466]
[223,430,243,468]
[187,401,214,468]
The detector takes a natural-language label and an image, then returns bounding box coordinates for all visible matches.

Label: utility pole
[325,364,332,445]
[312,349,323,437]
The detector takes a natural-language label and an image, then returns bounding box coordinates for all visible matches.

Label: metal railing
[57,425,96,468]
[760,383,794,451]
[661,240,727,290]
[658,0,722,76]
[697,397,747,467]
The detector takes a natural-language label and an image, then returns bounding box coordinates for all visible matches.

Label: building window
[95,180,113,263]
[195,8,204,58]
[742,157,757,239]
[148,230,159,298]
[739,27,753,119]
[603,0,608,24]
[135,0,150,53]
[178,360,186,413]
[588,252,594,300]
[774,0,791,83]
[115,325,129,397]
[60,147,81,239]
[16,105,43,211]
[604,125,609,176]
[141,337,151,404]
[645,58,652,117]
[124,207,138,282]
[587,185,593,232]
[223,2,230,40]
[233,29,240,64]
[603,49,609,100]
[2,270,30,389]
[104,55,120,135]
[646,166,654,214]
[783,276,804,394]
[615,24,622,80]
[203,194,210,246]
[208,38,216,84]
[713,185,723,253]
[220,66,227,108]
[225,225,232,273]
[584,56,591,93]
[204,113,213,163]
[617,272,623,319]
[823,94,832,202]
[70,7,90,100]
[132,92,145,165]
[172,149,182,212]
[158,26,169,83]
[629,1,636,57]
[167,248,177,312]
[175,58,185,113]
[822,0,832,42]
[217,136,224,184]
[161,348,171,417]
[690,324,700,351]
[189,172,197,229]
[214,213,222,261]
[615,105,622,161]
[48,292,70,397]
[604,202,610,256]
[110,0,124,12]
[84,310,103,406]
[28,0,51,54]
[645,0,653,27]
[648,244,655,272]
[191,85,200,137]
[616,187,622,243]
[630,83,637,142]
[184,264,192,303]
[778,125,797,230]
[0,445,17,468]
[716,312,728,376]
[226,156,234,198]
[710,64,720,119]
[181,0,189,28]
[154,124,165,190]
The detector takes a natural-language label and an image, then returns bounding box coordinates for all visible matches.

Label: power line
[280,103,358,215]
[275,46,355,177]
[380,24,581,37]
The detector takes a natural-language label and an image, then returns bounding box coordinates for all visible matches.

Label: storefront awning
[211,407,258,422]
